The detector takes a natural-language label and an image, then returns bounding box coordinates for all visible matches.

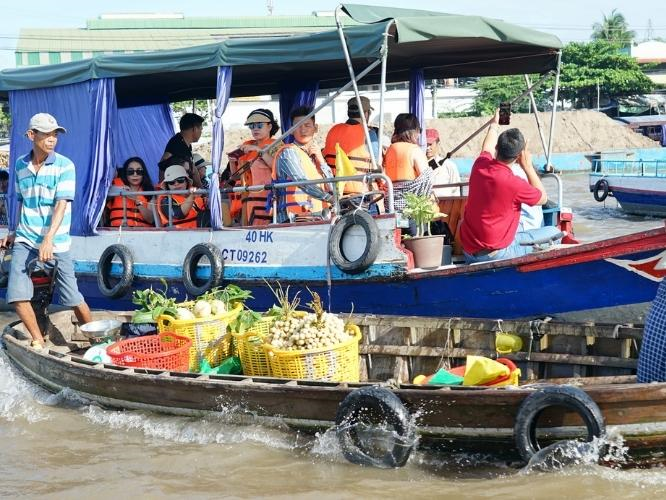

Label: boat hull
[2,223,665,322]
[590,173,666,216]
[75,226,666,322]
[3,329,666,463]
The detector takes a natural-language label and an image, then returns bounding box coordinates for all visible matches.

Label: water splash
[0,351,51,423]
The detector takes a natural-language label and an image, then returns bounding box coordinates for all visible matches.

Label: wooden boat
[3,309,665,468]
[590,158,666,217]
[1,5,663,322]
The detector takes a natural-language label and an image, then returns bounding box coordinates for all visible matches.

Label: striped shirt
[14,151,75,252]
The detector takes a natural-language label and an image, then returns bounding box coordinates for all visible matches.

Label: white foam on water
[0,351,52,423]
[81,403,299,451]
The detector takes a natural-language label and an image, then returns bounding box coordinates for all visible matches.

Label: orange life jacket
[107,193,152,227]
[383,142,421,182]
[229,138,274,222]
[157,193,207,228]
[107,178,153,227]
[323,123,372,195]
[272,144,326,221]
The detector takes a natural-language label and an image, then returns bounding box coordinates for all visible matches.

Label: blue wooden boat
[0,4,663,322]
[590,159,666,217]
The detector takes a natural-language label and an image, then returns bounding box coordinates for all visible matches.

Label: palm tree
[592,9,636,47]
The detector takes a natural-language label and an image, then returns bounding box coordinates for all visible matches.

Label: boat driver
[459,110,562,263]
[0,113,93,350]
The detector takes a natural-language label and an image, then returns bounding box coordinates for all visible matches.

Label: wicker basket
[157,303,242,371]
[232,316,274,377]
[106,333,191,372]
[263,324,362,382]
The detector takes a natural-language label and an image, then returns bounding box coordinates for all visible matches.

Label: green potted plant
[402,193,448,269]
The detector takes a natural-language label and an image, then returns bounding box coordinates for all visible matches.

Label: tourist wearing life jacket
[323,96,379,195]
[228,109,281,225]
[272,106,332,224]
[157,165,207,228]
[382,113,435,235]
[106,157,156,227]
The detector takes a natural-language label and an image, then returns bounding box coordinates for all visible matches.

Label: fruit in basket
[193,300,212,318]
[267,289,354,351]
[176,307,195,320]
[209,299,226,315]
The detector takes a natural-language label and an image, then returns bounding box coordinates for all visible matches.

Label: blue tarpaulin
[115,104,175,184]
[8,80,115,236]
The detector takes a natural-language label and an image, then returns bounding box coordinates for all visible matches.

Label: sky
[2,0,666,70]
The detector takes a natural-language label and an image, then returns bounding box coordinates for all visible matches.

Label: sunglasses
[126,169,144,175]
[167,177,188,186]
[247,122,269,130]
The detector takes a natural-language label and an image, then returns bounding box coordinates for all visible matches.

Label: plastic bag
[462,355,509,386]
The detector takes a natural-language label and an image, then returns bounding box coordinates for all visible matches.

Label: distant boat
[589,158,666,216]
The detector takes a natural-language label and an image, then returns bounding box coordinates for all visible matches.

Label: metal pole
[376,20,394,170]
[335,5,379,172]
[445,71,552,160]
[524,74,548,157]
[545,51,562,173]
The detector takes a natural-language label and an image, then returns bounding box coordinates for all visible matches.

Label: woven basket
[106,333,191,372]
[232,316,274,377]
[263,324,361,382]
[157,303,241,371]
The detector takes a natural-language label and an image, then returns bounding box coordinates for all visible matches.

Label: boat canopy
[0,4,562,238]
[0,4,561,106]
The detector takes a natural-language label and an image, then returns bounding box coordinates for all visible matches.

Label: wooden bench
[438,195,467,255]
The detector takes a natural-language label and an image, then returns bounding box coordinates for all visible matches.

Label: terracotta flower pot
[403,235,445,269]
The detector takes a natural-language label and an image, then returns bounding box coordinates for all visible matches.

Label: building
[631,40,666,85]
[15,12,354,67]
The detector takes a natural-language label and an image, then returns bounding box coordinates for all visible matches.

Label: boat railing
[105,173,395,228]
[591,159,666,177]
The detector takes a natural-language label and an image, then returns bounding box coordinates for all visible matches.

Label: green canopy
[0,4,561,106]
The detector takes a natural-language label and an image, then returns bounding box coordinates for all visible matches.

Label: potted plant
[402,193,448,269]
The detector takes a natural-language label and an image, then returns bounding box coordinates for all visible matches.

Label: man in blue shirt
[1,113,92,350]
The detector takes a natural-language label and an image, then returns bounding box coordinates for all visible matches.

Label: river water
[1,173,665,498]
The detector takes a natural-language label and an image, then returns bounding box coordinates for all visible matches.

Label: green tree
[472,75,552,116]
[0,107,9,136]
[472,40,653,113]
[560,40,653,108]
[591,9,635,47]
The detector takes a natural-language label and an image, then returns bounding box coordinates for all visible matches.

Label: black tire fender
[513,385,606,463]
[593,179,610,202]
[97,244,134,299]
[335,386,415,468]
[182,243,224,297]
[329,211,379,274]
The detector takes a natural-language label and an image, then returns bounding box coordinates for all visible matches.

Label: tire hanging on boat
[593,179,610,202]
[182,243,224,297]
[97,244,134,299]
[513,385,606,463]
[329,211,379,274]
[335,386,415,468]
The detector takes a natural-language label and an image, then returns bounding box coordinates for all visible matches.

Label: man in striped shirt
[1,113,91,350]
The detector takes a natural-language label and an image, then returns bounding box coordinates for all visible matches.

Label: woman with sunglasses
[157,164,206,228]
[229,109,281,226]
[106,157,155,227]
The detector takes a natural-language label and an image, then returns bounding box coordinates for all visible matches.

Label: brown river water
[1,173,665,499]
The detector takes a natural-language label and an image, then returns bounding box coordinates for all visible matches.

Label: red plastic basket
[106,333,191,372]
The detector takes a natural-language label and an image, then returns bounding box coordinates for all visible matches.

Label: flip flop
[30,340,46,351]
